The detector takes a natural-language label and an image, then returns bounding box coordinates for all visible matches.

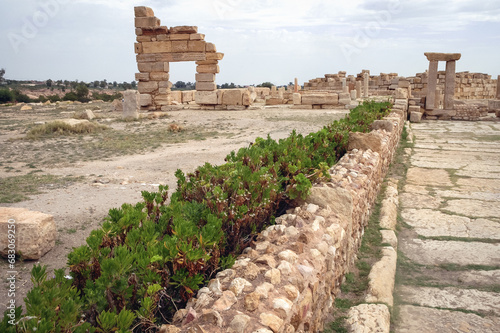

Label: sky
[1,0,499,86]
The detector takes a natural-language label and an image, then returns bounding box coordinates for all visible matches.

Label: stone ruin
[133,6,500,120]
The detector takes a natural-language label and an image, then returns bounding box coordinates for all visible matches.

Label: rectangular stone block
[170,91,182,103]
[123,90,139,119]
[134,43,143,54]
[222,89,243,105]
[136,36,152,42]
[190,33,205,40]
[195,91,218,105]
[196,73,215,82]
[134,6,154,17]
[293,93,302,105]
[137,62,164,72]
[172,41,188,52]
[206,52,224,61]
[188,40,205,52]
[409,111,422,123]
[197,64,220,74]
[169,34,191,40]
[242,91,251,106]
[137,52,206,63]
[158,81,172,89]
[139,94,152,106]
[196,60,218,66]
[135,17,160,28]
[142,41,172,54]
[170,26,198,34]
[155,94,171,106]
[150,72,170,81]
[135,73,149,81]
[138,81,158,93]
[196,82,217,91]
[182,90,194,103]
[205,43,216,52]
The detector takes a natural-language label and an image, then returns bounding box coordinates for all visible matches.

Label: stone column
[355,81,362,99]
[341,78,348,93]
[497,75,500,99]
[363,73,369,98]
[294,78,299,93]
[426,60,438,109]
[444,60,456,110]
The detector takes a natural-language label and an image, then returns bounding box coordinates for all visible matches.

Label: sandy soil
[0,101,349,311]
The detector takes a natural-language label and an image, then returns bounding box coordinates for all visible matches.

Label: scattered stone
[0,207,56,260]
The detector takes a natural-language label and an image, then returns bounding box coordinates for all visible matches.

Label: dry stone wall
[134,6,224,111]
[159,110,405,333]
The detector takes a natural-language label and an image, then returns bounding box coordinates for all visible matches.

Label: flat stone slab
[443,199,500,218]
[457,178,500,191]
[396,305,500,333]
[406,167,453,187]
[401,209,500,239]
[400,187,442,209]
[401,239,500,266]
[399,286,500,315]
[435,189,500,202]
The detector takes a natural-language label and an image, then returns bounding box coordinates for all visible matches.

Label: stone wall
[159,110,405,333]
[303,71,498,102]
[134,6,224,111]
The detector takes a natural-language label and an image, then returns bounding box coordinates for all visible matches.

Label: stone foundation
[159,110,405,333]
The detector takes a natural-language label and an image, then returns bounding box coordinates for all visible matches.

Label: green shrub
[92,92,123,102]
[0,88,14,103]
[2,101,391,332]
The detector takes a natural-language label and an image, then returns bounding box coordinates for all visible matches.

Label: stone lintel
[424,52,461,62]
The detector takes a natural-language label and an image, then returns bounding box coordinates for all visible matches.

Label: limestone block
[170,91,182,103]
[293,93,302,105]
[347,131,383,153]
[197,64,220,74]
[142,41,172,54]
[159,81,172,89]
[196,82,217,91]
[488,99,500,111]
[182,90,194,103]
[138,81,158,94]
[196,60,218,66]
[0,207,56,260]
[123,90,139,119]
[134,6,154,17]
[398,80,410,88]
[206,52,224,61]
[139,94,152,107]
[190,33,205,40]
[134,43,143,54]
[366,247,397,306]
[324,93,339,105]
[395,88,409,99]
[196,73,216,82]
[169,34,190,40]
[408,105,422,114]
[346,304,390,333]
[410,112,422,123]
[242,91,251,106]
[171,41,188,53]
[134,17,160,28]
[205,43,217,52]
[338,92,351,105]
[170,26,198,34]
[135,73,150,82]
[138,62,164,73]
[150,72,170,81]
[370,120,393,132]
[188,41,205,52]
[195,91,218,105]
[307,186,353,220]
[222,90,243,105]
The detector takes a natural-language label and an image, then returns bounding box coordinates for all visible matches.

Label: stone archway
[134,6,224,111]
[424,52,461,110]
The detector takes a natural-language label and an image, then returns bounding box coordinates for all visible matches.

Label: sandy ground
[0,101,349,311]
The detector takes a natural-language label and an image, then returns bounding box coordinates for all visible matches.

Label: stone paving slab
[435,189,500,202]
[406,167,453,187]
[401,209,500,239]
[401,239,500,266]
[456,178,500,191]
[400,192,442,209]
[396,305,500,333]
[443,199,500,218]
[399,286,500,315]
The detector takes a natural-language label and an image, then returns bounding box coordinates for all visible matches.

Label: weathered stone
[380,230,397,248]
[308,186,353,220]
[278,250,298,264]
[366,247,397,306]
[255,254,277,268]
[293,93,302,105]
[409,111,422,123]
[260,313,284,333]
[347,131,383,153]
[139,94,152,107]
[170,26,198,34]
[284,285,300,301]
[245,292,261,312]
[195,91,218,105]
[182,307,197,325]
[0,207,56,260]
[406,168,453,187]
[273,298,294,317]
[213,290,237,311]
[195,82,217,91]
[229,314,251,332]
[370,120,393,132]
[265,268,281,284]
[222,90,243,105]
[134,6,155,18]
[346,304,390,333]
[254,282,274,299]
[138,81,158,94]
[158,325,181,333]
[424,52,461,62]
[229,278,252,296]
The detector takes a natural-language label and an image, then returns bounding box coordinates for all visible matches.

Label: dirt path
[395,121,500,332]
[0,102,348,311]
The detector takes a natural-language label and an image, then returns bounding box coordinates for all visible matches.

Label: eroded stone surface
[396,305,500,333]
[346,304,390,333]
[406,167,453,187]
[443,199,500,218]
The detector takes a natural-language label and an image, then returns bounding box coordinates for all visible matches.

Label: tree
[100,80,107,89]
[0,68,5,83]
[174,81,186,89]
[76,83,89,100]
[113,81,117,88]
[46,79,53,87]
[131,81,136,88]
[257,82,274,89]
[0,88,13,103]
[93,80,99,88]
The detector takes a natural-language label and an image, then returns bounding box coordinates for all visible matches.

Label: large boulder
[0,207,57,260]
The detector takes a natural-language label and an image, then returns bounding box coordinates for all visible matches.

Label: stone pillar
[426,60,438,110]
[123,90,139,119]
[342,78,348,93]
[363,73,369,98]
[497,75,500,99]
[355,81,362,99]
[444,60,456,110]
[294,78,299,93]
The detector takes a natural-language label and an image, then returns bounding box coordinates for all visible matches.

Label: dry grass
[26,121,108,139]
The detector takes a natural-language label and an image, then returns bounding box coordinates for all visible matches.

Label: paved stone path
[395,121,500,333]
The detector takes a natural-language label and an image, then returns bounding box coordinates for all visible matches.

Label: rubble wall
[159,110,405,333]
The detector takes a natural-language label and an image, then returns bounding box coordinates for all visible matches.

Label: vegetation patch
[26,121,108,139]
[1,101,391,332]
